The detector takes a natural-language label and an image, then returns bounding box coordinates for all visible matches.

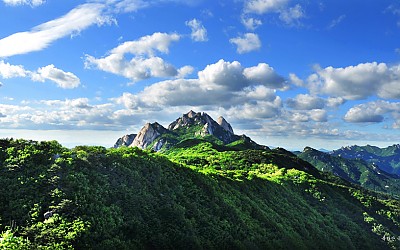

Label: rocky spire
[217,116,234,134]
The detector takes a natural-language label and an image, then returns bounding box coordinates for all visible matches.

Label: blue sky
[0,0,400,150]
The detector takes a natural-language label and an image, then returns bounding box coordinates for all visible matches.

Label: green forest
[0,138,399,249]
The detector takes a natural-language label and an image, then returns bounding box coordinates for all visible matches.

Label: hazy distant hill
[331,144,400,176]
[298,147,400,197]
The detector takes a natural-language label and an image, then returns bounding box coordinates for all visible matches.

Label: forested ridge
[0,138,399,249]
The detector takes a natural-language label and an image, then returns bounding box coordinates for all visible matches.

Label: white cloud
[244,0,288,14]
[279,4,304,26]
[344,101,400,127]
[326,97,345,108]
[0,3,107,57]
[243,63,285,89]
[308,62,400,100]
[286,94,325,110]
[176,65,194,78]
[229,33,261,54]
[31,64,80,89]
[309,109,328,122]
[241,16,262,30]
[186,18,208,42]
[198,59,246,91]
[2,0,45,7]
[0,61,80,89]
[113,59,286,110]
[243,0,305,26]
[0,60,29,78]
[110,32,180,56]
[288,73,304,87]
[85,32,184,82]
[110,0,149,13]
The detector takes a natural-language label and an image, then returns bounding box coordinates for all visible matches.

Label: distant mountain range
[298,147,400,196]
[331,144,400,176]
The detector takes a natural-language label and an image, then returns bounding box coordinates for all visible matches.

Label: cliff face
[217,116,234,134]
[113,134,136,148]
[114,110,263,151]
[130,122,169,149]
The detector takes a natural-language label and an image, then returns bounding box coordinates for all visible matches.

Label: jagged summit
[114,110,265,151]
[217,116,234,134]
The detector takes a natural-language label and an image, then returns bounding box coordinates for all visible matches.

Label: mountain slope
[298,147,400,197]
[0,139,399,249]
[331,145,400,175]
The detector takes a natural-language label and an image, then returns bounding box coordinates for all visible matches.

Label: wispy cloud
[0,3,106,57]
[241,16,262,30]
[186,18,208,42]
[243,0,305,26]
[244,0,288,15]
[2,0,45,7]
[327,15,346,29]
[279,4,304,26]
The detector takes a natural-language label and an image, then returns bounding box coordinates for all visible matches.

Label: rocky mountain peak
[187,110,197,118]
[168,111,213,131]
[114,110,264,151]
[217,116,234,134]
[131,122,168,149]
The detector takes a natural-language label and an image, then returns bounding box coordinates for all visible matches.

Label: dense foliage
[0,138,399,249]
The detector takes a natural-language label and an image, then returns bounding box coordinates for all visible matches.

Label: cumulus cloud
[0,61,80,89]
[0,60,29,78]
[176,65,194,78]
[186,18,208,42]
[286,94,325,110]
[344,101,400,127]
[2,0,45,7]
[229,33,261,54]
[308,62,400,100]
[113,59,286,110]
[243,63,285,89]
[85,32,185,82]
[31,64,80,89]
[0,3,108,57]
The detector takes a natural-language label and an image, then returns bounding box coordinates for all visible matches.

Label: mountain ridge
[331,144,400,175]
[298,146,400,196]
[114,110,267,151]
